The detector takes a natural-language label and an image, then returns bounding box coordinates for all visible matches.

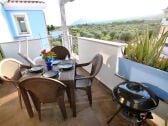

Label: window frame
[11,13,32,37]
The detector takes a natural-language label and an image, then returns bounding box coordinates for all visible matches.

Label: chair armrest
[75,75,93,80]
[49,78,67,88]
[2,76,16,83]
[1,76,18,88]
[76,62,91,67]
[21,64,32,69]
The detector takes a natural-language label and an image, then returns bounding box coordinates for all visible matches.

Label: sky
[44,0,168,26]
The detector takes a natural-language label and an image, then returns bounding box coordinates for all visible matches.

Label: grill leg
[107,106,122,124]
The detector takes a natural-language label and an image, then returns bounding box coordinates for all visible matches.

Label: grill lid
[113,81,159,112]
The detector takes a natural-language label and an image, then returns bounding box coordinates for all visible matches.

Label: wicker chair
[0,58,30,108]
[19,77,67,121]
[51,46,70,60]
[75,54,103,106]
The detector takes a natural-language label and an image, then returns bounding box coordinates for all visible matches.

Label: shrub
[123,29,168,71]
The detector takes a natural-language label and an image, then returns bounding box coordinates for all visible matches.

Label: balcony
[0,36,168,126]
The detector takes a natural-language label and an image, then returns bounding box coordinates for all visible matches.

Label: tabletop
[22,59,76,82]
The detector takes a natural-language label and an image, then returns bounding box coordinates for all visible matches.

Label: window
[12,13,31,36]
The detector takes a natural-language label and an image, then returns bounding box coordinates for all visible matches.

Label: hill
[69,20,160,42]
[48,19,161,54]
[70,14,162,25]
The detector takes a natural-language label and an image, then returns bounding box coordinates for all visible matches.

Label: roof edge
[7,0,45,4]
[4,1,46,10]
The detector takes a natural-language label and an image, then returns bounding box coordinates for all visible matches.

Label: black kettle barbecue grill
[107,81,159,126]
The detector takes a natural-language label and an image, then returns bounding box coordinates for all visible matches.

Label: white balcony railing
[78,37,126,90]
[0,35,78,64]
[1,36,168,126]
[0,38,46,65]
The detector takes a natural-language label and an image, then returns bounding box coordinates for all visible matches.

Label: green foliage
[49,35,62,48]
[0,49,3,61]
[123,29,168,71]
[119,32,133,42]
[109,31,116,39]
[69,20,160,42]
[47,25,56,32]
[80,31,94,38]
[49,20,160,55]
[72,36,78,54]
[155,58,168,71]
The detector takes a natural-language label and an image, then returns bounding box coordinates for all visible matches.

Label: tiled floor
[0,69,153,126]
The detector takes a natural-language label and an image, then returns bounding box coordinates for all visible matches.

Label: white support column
[59,0,74,54]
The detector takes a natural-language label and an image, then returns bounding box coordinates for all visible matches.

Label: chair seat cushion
[75,74,91,88]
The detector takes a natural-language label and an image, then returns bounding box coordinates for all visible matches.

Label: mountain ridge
[70,14,163,26]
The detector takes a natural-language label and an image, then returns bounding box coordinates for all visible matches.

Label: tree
[92,31,103,39]
[80,31,94,38]
[47,25,55,32]
[109,31,116,39]
[119,32,133,42]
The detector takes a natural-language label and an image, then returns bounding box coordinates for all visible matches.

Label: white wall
[78,37,126,90]
[0,39,42,65]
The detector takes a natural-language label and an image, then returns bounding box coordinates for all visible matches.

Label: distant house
[160,7,168,41]
[160,7,168,57]
[0,0,49,61]
[49,29,62,38]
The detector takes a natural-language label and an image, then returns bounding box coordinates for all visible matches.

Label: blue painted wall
[5,10,49,49]
[0,3,13,41]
